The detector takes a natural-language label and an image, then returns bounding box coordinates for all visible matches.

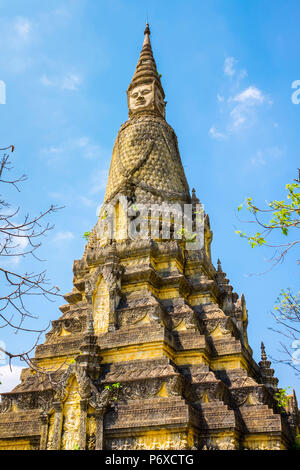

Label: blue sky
[0,0,299,396]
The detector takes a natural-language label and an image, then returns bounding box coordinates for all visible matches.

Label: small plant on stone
[274,387,291,411]
[104,382,122,401]
[83,231,91,241]
[176,227,197,243]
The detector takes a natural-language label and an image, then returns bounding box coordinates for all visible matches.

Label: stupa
[0,24,298,451]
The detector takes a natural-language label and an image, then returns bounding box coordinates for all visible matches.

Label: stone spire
[215,259,229,287]
[259,342,279,390]
[103,23,190,206]
[261,342,267,361]
[127,23,166,118]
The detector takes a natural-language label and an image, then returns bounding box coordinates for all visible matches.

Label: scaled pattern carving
[104,115,190,204]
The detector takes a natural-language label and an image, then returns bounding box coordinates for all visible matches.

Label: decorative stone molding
[200,435,238,450]
[106,432,192,451]
[0,396,12,414]
[85,245,124,333]
[46,316,85,343]
[191,381,227,405]
[231,384,271,408]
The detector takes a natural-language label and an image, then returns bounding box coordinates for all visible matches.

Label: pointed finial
[86,311,95,335]
[261,342,267,361]
[259,341,279,389]
[192,188,196,202]
[143,22,151,48]
[217,259,222,272]
[191,187,200,204]
[127,22,166,118]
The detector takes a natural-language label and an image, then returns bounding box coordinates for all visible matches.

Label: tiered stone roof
[0,23,298,451]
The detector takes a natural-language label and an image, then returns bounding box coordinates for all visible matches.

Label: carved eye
[132,93,138,98]
[142,89,151,95]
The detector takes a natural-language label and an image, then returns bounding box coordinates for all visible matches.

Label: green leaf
[83,231,91,241]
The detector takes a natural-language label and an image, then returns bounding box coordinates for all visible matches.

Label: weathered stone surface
[0,23,298,451]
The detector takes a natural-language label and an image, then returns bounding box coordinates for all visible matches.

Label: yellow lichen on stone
[59,327,71,337]
[46,413,55,450]
[156,382,168,397]
[92,275,110,334]
[0,439,32,450]
[61,377,81,450]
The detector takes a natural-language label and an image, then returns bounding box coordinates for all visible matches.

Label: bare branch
[0,146,63,374]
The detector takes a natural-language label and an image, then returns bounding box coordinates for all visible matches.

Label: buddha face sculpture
[129,83,153,112]
[128,81,165,117]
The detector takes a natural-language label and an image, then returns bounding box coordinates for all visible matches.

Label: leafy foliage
[236,172,300,375]
[104,382,122,401]
[175,227,197,243]
[274,387,291,411]
[236,175,300,263]
[83,231,91,241]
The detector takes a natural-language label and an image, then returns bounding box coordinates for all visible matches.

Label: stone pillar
[52,402,63,450]
[108,294,116,332]
[40,412,49,450]
[95,409,104,450]
[79,399,88,450]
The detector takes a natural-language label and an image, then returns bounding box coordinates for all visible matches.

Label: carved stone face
[129,84,153,113]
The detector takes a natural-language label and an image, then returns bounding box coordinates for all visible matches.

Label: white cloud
[41,75,55,87]
[250,146,285,167]
[9,235,29,265]
[230,106,247,130]
[10,233,29,257]
[224,57,236,77]
[43,145,62,154]
[42,137,105,164]
[62,74,81,91]
[0,16,33,60]
[14,17,31,39]
[53,7,72,19]
[250,150,266,167]
[79,196,96,208]
[209,127,227,140]
[237,69,248,83]
[90,169,109,195]
[41,73,82,91]
[233,86,265,105]
[211,58,272,136]
[75,138,102,159]
[53,231,74,242]
[0,226,29,266]
[228,86,267,131]
[0,365,22,394]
